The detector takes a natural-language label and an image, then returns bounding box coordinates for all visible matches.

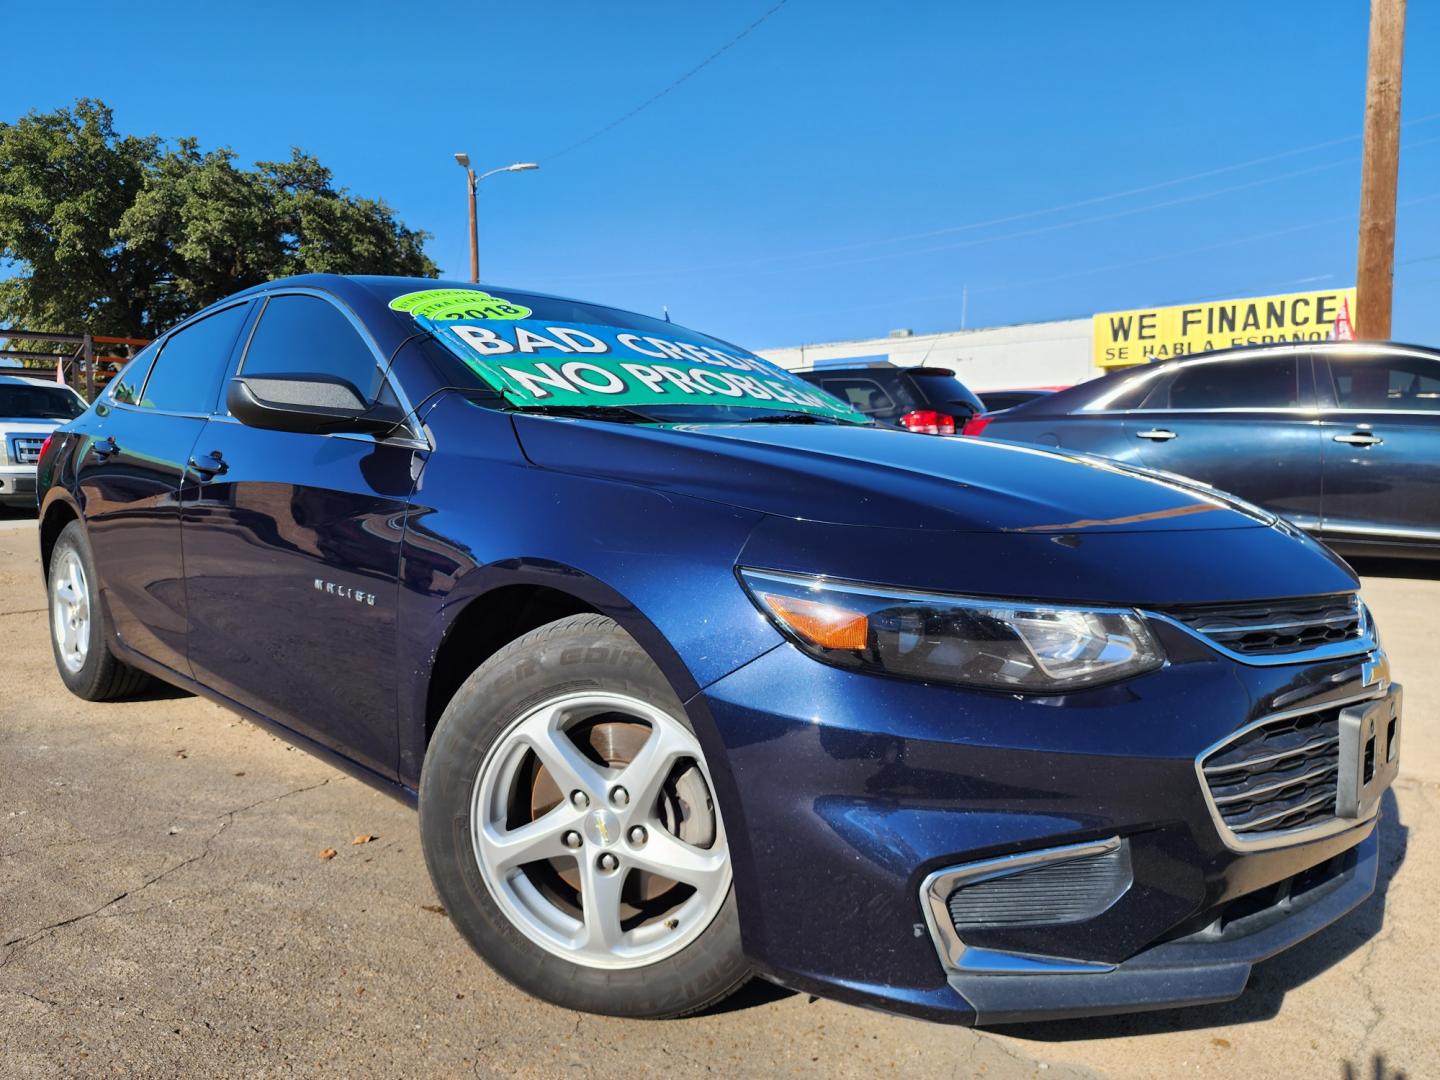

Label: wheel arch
[407,562,709,786]
[38,492,82,582]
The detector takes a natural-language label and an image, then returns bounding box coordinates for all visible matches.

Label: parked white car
[0,375,87,507]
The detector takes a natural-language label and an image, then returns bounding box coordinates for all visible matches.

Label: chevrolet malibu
[37,276,1400,1025]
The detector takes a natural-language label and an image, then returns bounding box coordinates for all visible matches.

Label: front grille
[9,435,45,465]
[1201,705,1345,838]
[1165,593,1363,656]
[946,843,1132,929]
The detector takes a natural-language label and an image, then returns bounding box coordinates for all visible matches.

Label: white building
[758,317,1098,392]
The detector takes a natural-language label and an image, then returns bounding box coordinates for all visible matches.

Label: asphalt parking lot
[1,508,1436,1080]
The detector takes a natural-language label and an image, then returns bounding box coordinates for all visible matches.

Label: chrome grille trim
[1202,733,1339,777]
[9,435,46,465]
[1196,690,1384,852]
[1145,594,1374,666]
[1210,762,1338,807]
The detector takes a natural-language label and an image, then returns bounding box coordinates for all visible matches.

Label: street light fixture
[454,155,539,284]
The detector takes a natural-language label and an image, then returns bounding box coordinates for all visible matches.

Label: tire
[419,613,749,1018]
[47,520,152,701]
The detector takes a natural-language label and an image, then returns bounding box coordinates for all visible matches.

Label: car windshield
[379,284,866,425]
[0,383,86,419]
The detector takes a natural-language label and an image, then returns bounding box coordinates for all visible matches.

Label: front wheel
[419,614,748,1018]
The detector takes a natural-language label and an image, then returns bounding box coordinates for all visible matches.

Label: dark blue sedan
[969,341,1440,559]
[36,277,1401,1025]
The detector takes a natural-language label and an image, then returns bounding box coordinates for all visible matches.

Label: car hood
[511,415,1270,535]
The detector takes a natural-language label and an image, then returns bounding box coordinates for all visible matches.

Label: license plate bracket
[1337,685,1402,818]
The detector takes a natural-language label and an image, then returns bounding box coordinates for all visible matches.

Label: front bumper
[0,464,38,504]
[942,827,1376,1024]
[694,631,1392,1025]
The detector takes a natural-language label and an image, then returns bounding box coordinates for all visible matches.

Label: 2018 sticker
[389,288,532,321]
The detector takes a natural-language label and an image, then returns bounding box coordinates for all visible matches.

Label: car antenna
[663,306,671,323]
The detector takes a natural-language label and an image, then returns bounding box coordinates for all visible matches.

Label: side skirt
[112,640,419,809]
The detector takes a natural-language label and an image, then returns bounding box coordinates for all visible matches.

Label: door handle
[92,436,119,460]
[1135,429,1177,441]
[1332,432,1383,447]
[187,451,228,479]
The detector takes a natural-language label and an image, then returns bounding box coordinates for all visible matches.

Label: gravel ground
[1,508,1434,1079]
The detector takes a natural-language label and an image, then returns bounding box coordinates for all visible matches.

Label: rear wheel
[47,521,151,701]
[419,614,748,1018]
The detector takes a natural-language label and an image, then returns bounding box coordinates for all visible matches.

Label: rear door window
[241,294,384,401]
[139,303,251,414]
[1157,353,1307,410]
[1324,352,1440,411]
[109,344,158,406]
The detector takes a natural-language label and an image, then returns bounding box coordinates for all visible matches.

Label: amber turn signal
[758,593,869,651]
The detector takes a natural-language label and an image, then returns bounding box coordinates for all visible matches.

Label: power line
[553,110,1440,283]
[546,1,790,162]
[547,140,1440,288]
[775,190,1440,325]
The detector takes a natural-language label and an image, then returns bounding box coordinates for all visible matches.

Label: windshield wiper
[512,404,659,424]
[728,413,866,425]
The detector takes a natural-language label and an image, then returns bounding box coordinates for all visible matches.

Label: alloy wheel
[51,548,90,673]
[470,690,730,970]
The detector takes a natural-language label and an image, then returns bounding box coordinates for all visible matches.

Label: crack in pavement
[1350,788,1427,1055]
[0,776,338,968]
[1,988,66,1008]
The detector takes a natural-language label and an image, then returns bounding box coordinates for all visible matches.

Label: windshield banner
[420,317,865,422]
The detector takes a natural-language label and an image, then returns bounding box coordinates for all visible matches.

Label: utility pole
[1355,0,1406,340]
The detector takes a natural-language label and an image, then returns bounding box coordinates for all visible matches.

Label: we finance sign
[1093,287,1355,367]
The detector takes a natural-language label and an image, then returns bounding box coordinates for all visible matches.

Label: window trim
[129,300,255,419]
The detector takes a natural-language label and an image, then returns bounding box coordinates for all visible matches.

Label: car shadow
[991,789,1407,1041]
[119,680,194,702]
[691,975,796,1017]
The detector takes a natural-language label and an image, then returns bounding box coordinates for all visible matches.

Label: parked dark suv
[37,277,1400,1026]
[970,341,1440,558]
[794,361,983,434]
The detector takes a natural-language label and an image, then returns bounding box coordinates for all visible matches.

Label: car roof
[992,339,1440,419]
[797,365,961,378]
[1142,339,1440,364]
[227,273,662,327]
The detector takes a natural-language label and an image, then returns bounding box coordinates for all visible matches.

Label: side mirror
[226,374,405,436]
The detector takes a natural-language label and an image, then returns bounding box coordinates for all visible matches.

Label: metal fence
[0,330,151,401]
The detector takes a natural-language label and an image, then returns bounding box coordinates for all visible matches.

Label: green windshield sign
[419,317,866,422]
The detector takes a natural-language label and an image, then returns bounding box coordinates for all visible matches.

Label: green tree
[0,99,437,340]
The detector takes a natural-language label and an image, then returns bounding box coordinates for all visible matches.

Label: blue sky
[3,0,1437,348]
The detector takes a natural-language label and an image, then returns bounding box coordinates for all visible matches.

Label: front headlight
[739,568,1165,692]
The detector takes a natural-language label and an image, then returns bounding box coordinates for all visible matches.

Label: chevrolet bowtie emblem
[592,811,611,844]
[1362,651,1390,693]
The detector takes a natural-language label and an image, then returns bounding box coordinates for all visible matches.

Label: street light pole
[454,155,539,285]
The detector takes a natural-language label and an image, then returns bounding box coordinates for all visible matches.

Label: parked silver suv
[0,375,86,507]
